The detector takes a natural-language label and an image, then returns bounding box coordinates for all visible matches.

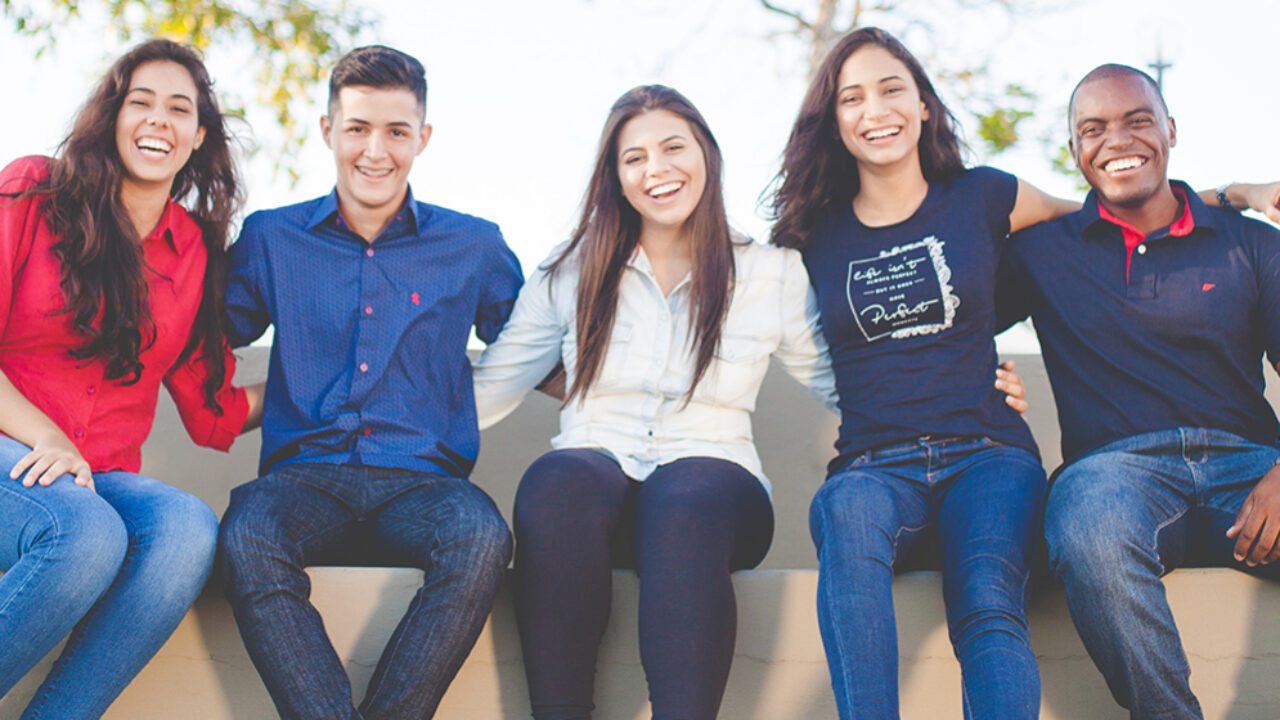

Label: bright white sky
[2,0,1277,352]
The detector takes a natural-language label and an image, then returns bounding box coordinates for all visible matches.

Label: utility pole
[1148,44,1172,92]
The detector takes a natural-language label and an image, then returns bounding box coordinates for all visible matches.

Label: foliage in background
[3,0,376,185]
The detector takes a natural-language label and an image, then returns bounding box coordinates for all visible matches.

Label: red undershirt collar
[1096,186,1195,282]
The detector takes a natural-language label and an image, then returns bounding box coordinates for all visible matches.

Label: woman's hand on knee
[10,434,94,491]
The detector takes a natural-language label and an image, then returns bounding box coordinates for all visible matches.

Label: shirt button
[363,427,373,437]
[366,247,374,257]
[86,385,96,395]
[73,429,85,438]
[647,429,654,437]
[1137,244,1147,255]
[359,362,369,373]
[364,304,373,315]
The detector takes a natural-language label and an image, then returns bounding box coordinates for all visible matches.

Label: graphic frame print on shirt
[845,235,958,342]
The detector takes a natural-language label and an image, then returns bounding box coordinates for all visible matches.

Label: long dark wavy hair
[549,85,735,405]
[767,27,965,249]
[24,39,241,410]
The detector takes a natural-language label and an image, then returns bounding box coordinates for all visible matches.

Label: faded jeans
[0,435,218,719]
[1046,428,1280,720]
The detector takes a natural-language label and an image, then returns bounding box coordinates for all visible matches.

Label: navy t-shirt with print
[803,166,1036,473]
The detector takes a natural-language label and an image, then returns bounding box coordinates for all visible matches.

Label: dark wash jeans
[218,462,511,720]
[810,436,1046,720]
[1046,428,1280,720]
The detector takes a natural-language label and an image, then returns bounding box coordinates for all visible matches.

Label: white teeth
[864,127,900,140]
[1104,157,1145,172]
[357,167,392,178]
[648,181,682,197]
[136,138,171,153]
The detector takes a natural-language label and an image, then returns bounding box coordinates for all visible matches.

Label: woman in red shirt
[0,39,261,717]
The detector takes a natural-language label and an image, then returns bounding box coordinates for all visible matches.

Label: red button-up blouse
[0,156,248,473]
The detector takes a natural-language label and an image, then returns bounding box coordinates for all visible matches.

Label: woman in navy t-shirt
[766,28,1080,720]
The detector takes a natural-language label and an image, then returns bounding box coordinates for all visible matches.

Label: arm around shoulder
[1009,177,1082,234]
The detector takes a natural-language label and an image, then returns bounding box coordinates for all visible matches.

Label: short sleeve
[1251,224,1280,367]
[163,339,249,451]
[972,166,1019,238]
[226,212,273,348]
[474,225,524,344]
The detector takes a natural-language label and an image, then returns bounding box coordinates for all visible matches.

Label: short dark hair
[1068,63,1168,127]
[327,45,427,117]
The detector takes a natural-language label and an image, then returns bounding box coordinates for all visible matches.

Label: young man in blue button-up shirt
[1000,64,1280,719]
[218,46,523,719]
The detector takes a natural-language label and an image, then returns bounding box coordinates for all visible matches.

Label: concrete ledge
[6,350,1280,717]
[5,567,1280,719]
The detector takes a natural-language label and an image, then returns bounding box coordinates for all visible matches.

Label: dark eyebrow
[126,86,195,104]
[838,74,904,94]
[620,134,687,155]
[342,117,414,129]
[1075,106,1156,129]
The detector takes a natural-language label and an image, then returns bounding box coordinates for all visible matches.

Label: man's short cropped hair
[327,45,427,117]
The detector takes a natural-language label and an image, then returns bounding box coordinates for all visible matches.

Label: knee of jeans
[808,473,897,552]
[31,496,129,591]
[442,496,513,572]
[216,498,288,581]
[141,492,219,581]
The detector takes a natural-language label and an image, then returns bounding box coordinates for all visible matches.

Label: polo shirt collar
[305,185,424,233]
[1082,179,1220,243]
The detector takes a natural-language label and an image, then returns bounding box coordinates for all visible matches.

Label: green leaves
[4,0,376,185]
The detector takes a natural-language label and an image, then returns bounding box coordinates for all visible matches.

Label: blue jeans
[0,435,218,719]
[1045,428,1280,720]
[513,450,773,720]
[218,462,512,720]
[810,436,1046,720]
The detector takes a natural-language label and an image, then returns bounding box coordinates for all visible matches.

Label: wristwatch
[1217,183,1241,213]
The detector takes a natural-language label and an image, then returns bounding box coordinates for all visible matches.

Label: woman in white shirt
[473,85,833,720]
[473,85,1020,720]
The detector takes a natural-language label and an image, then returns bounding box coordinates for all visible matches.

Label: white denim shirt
[472,238,837,495]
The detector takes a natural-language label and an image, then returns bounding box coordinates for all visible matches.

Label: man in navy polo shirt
[217,46,523,719]
[999,64,1280,718]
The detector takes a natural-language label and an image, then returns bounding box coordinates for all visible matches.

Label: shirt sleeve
[1251,223,1280,368]
[0,157,49,338]
[772,249,839,413]
[226,213,272,348]
[472,262,567,429]
[976,166,1019,239]
[474,227,525,344]
[995,232,1033,332]
[163,339,250,451]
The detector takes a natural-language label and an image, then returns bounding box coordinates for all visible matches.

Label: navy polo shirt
[999,181,1280,463]
[227,188,523,476]
[803,166,1037,474]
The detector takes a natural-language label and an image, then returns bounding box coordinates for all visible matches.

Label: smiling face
[834,45,929,174]
[616,109,707,237]
[114,60,206,196]
[1070,73,1175,209]
[321,85,431,228]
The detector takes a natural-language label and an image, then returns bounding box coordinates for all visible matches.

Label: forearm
[240,381,265,433]
[0,370,72,448]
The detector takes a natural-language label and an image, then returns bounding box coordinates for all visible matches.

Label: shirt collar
[1083,180,1219,243]
[143,197,183,254]
[306,185,424,234]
